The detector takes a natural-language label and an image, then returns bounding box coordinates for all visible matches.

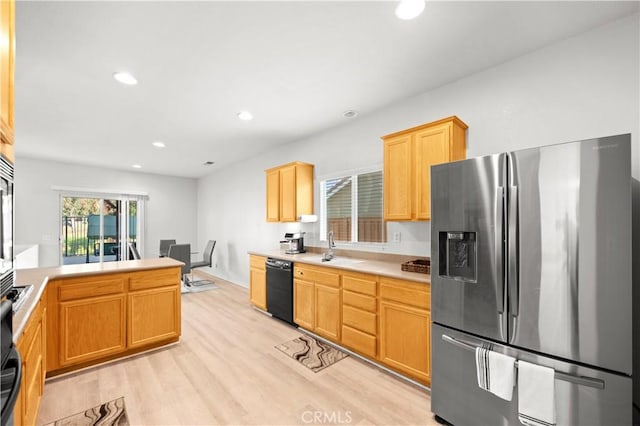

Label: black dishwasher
[265,258,295,325]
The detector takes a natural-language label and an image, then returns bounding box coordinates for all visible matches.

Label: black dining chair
[167,243,191,284]
[191,240,216,269]
[159,239,176,257]
[128,242,141,260]
[188,240,216,287]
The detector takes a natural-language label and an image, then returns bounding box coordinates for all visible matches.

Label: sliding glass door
[61,194,143,265]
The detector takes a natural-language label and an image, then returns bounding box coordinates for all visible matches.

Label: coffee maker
[283,232,305,254]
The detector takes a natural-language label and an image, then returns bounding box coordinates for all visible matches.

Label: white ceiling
[14,1,638,178]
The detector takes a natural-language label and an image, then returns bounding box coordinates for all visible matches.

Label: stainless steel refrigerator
[430,134,632,425]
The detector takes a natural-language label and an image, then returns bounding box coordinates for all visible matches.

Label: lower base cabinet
[293,264,341,342]
[14,292,47,426]
[294,278,315,330]
[128,267,181,349]
[379,277,431,385]
[249,255,267,310]
[128,286,181,347]
[341,272,378,359]
[59,294,127,366]
[314,284,340,341]
[379,300,431,384]
[47,266,182,375]
[288,262,431,386]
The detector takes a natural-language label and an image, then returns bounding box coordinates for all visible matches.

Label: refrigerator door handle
[495,186,505,339]
[508,185,519,342]
[441,334,605,390]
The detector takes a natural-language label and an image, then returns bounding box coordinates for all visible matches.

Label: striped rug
[44,397,129,426]
[275,334,348,373]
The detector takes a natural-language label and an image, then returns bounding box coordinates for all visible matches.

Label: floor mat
[44,396,129,426]
[275,334,348,373]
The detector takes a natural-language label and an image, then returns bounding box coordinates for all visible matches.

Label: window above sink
[319,168,387,245]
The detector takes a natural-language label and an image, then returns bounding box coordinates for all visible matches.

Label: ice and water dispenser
[438,231,477,282]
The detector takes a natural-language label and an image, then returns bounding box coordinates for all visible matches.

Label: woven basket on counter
[401,259,430,274]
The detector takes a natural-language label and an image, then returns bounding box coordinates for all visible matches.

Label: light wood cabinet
[249,255,267,310]
[59,294,127,366]
[314,284,340,341]
[266,169,280,222]
[382,116,467,221]
[383,134,413,221]
[293,264,341,342]
[378,277,431,385]
[15,291,46,426]
[341,272,377,358]
[55,275,127,367]
[128,268,181,348]
[0,0,15,161]
[265,161,314,222]
[47,266,182,374]
[293,277,314,330]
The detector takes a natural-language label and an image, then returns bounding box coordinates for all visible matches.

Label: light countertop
[248,249,430,284]
[12,258,183,342]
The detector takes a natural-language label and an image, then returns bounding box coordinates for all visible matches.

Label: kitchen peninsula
[11,258,183,425]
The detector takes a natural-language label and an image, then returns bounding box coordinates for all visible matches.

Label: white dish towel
[475,347,516,401]
[518,360,556,426]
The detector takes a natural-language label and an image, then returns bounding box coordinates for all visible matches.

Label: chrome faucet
[322,230,336,262]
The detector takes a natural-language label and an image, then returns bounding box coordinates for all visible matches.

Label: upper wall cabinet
[382,116,467,221]
[265,161,314,222]
[0,0,15,162]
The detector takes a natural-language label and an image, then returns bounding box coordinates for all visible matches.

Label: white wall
[197,13,639,288]
[15,157,198,266]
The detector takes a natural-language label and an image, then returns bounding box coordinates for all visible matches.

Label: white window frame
[318,165,384,244]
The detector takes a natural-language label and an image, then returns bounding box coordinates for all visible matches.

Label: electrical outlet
[393,232,401,243]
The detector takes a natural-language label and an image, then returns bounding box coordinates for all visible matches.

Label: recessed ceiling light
[343,110,359,118]
[132,164,142,169]
[152,141,165,148]
[113,72,138,86]
[237,111,253,121]
[395,0,426,20]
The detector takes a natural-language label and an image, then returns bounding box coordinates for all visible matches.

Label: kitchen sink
[307,255,365,266]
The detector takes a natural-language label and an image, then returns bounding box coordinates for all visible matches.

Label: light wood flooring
[37,273,439,425]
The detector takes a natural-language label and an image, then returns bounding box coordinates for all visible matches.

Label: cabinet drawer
[342,325,376,358]
[129,267,180,291]
[380,277,430,310]
[59,276,126,301]
[294,265,340,288]
[342,290,376,313]
[250,255,266,270]
[342,273,376,296]
[342,305,376,335]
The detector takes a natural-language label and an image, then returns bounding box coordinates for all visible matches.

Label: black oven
[1,299,21,426]
[0,154,13,298]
